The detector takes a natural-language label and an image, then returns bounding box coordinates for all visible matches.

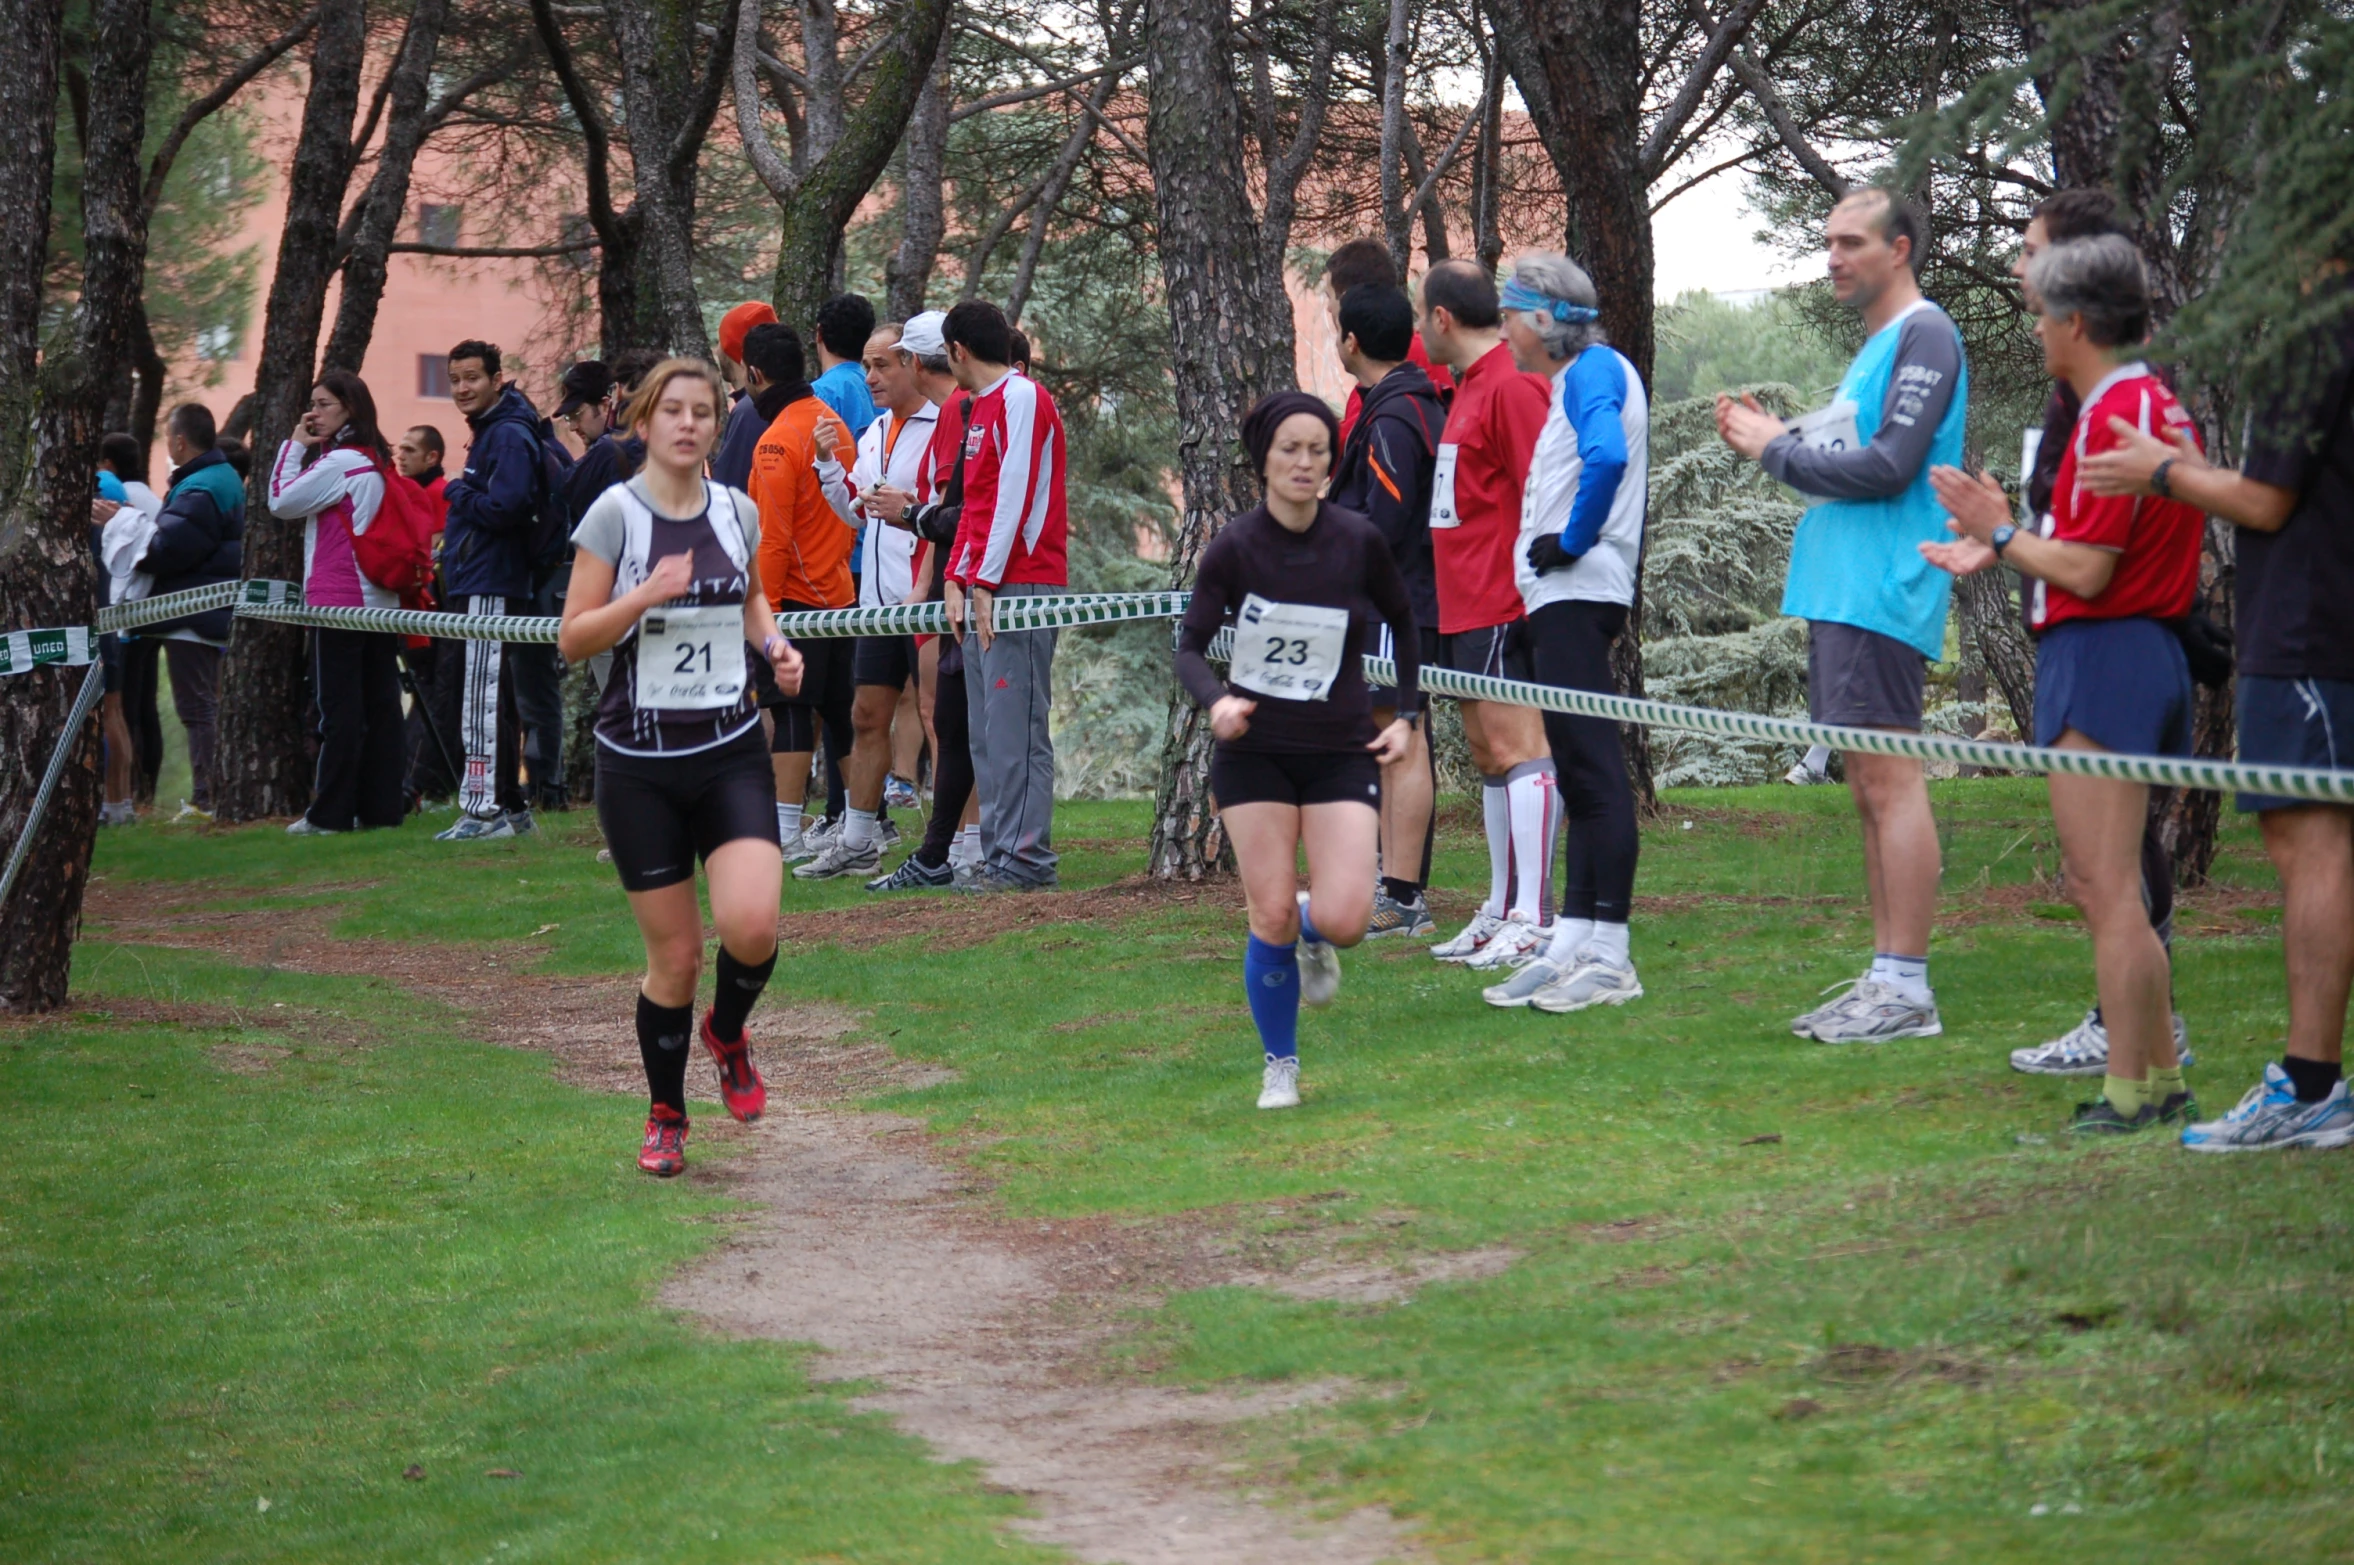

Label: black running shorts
[1209,746,1382,810]
[851,632,915,690]
[1439,620,1530,683]
[595,726,778,893]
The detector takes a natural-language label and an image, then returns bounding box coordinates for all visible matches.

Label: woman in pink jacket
[269,369,407,834]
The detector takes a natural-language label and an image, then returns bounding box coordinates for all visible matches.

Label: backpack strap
[612,482,654,640]
[703,481,750,573]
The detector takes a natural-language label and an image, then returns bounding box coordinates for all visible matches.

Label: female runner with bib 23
[559,359,805,1175]
[1175,392,1422,1109]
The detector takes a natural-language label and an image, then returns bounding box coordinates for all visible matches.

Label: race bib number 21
[636,603,748,711]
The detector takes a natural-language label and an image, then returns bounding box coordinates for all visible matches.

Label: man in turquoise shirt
[1718,185,1968,1045]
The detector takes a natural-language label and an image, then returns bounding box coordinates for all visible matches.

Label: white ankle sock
[842,807,879,850]
[1872,951,1931,1003]
[777,802,803,841]
[1481,776,1510,919]
[1586,921,1631,968]
[1504,759,1560,924]
[955,825,981,866]
[1545,917,1595,965]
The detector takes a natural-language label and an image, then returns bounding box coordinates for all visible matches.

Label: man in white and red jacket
[942,300,1067,890]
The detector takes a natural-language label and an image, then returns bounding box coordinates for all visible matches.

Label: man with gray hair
[1716,184,1969,1044]
[1480,252,1650,1016]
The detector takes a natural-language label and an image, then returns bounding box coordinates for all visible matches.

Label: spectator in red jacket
[395,424,459,805]
[942,300,1065,891]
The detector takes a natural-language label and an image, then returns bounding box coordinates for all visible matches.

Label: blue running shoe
[2181,1065,2354,1153]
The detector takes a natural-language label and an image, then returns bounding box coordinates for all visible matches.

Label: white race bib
[1228,594,1349,703]
[1428,442,1462,529]
[636,603,748,711]
[1787,398,1862,453]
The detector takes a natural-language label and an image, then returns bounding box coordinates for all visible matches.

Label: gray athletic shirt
[1759,305,1964,500]
[571,473,761,570]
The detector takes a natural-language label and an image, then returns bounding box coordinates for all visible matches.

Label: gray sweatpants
[963,583,1059,885]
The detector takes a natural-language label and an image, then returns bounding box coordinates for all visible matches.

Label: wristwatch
[1990,524,2018,558]
[2151,458,2176,499]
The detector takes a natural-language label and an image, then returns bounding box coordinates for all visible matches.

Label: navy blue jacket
[139,448,246,641]
[1330,362,1445,635]
[442,384,545,599]
[564,431,645,528]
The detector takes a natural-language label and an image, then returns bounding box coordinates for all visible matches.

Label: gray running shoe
[867,855,952,892]
[435,811,513,842]
[878,817,904,849]
[1530,956,1644,1014]
[793,833,883,880]
[1432,910,1505,963]
[956,868,1027,896]
[503,808,537,836]
[2010,1009,2195,1076]
[1790,972,1868,1036]
[1482,956,1569,1009]
[286,816,343,836]
[2181,1064,2354,1153]
[1258,1054,1300,1110]
[951,859,982,890]
[1801,978,1942,1043]
[778,825,821,864]
[1364,890,1436,939]
[1296,891,1340,1008]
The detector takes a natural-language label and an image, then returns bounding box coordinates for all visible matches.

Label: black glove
[1526,532,1579,574]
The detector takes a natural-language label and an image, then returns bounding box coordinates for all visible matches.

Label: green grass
[15,779,2352,1561]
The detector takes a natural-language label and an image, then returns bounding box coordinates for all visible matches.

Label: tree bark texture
[214,0,368,823]
[1378,0,1411,273]
[321,0,452,374]
[529,0,645,355]
[1142,0,1297,879]
[607,0,714,355]
[884,49,949,320]
[760,0,951,333]
[1,0,146,1010]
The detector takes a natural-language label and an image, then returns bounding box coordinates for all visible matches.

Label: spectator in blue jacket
[128,402,246,814]
[438,338,545,840]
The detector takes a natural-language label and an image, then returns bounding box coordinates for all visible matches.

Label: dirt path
[79,880,1487,1563]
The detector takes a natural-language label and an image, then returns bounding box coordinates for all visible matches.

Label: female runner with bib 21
[1175,392,1422,1109]
[559,359,805,1176]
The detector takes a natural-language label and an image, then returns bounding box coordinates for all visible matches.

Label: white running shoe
[1258,1054,1300,1110]
[2181,1065,2354,1153]
[286,816,343,836]
[1464,917,1545,972]
[1483,956,1570,1009]
[1432,909,1506,963]
[778,828,819,865]
[1790,972,1869,1036]
[1295,891,1340,1008]
[1801,979,1942,1043]
[1530,955,1645,1014]
[2009,1009,2195,1076]
[1784,761,1828,786]
[434,811,510,842]
[793,834,883,881]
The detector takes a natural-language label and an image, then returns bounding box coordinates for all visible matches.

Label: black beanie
[1240,391,1341,483]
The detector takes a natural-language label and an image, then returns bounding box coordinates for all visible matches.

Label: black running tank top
[590,479,762,756]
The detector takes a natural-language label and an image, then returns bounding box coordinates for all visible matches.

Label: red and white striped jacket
[947,371,1068,589]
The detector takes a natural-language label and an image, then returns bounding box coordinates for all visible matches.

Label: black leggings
[916,639,974,867]
[1526,599,1638,923]
[309,628,407,830]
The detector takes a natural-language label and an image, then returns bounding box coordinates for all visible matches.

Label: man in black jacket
[1329,283,1446,937]
[134,402,246,814]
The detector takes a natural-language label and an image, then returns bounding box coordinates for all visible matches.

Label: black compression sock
[710,947,778,1043]
[2282,1054,2343,1103]
[636,993,694,1114]
[1382,876,1423,904]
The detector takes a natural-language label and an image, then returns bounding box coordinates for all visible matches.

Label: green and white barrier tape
[0,661,104,912]
[10,582,2352,804]
[0,626,96,677]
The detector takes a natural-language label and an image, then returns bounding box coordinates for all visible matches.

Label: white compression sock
[1872,952,1931,1004]
[1481,776,1510,918]
[1545,917,1596,965]
[1586,921,1632,968]
[1504,759,1560,925]
[955,825,981,866]
[841,807,879,850]
[777,802,804,842]
[1803,744,1831,776]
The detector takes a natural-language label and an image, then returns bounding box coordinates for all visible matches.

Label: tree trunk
[884,49,949,320]
[128,300,166,464]
[2162,518,2232,885]
[1008,71,1123,326]
[607,0,711,355]
[2,0,148,1010]
[1953,564,2036,740]
[213,0,368,823]
[1378,0,1411,273]
[320,0,452,374]
[1142,0,1293,879]
[763,0,951,333]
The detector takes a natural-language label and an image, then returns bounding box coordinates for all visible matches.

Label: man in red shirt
[943,300,1067,891]
[393,424,458,805]
[1415,260,1557,971]
[1323,237,1453,443]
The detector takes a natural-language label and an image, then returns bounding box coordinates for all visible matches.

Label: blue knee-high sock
[1244,934,1300,1061]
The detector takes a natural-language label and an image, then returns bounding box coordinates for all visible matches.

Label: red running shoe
[638,1105,689,1177]
[701,1011,767,1124]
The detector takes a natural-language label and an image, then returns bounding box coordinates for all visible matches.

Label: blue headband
[1499,278,1600,324]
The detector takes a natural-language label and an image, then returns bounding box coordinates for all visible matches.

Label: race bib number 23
[637,603,748,711]
[1229,594,1349,703]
